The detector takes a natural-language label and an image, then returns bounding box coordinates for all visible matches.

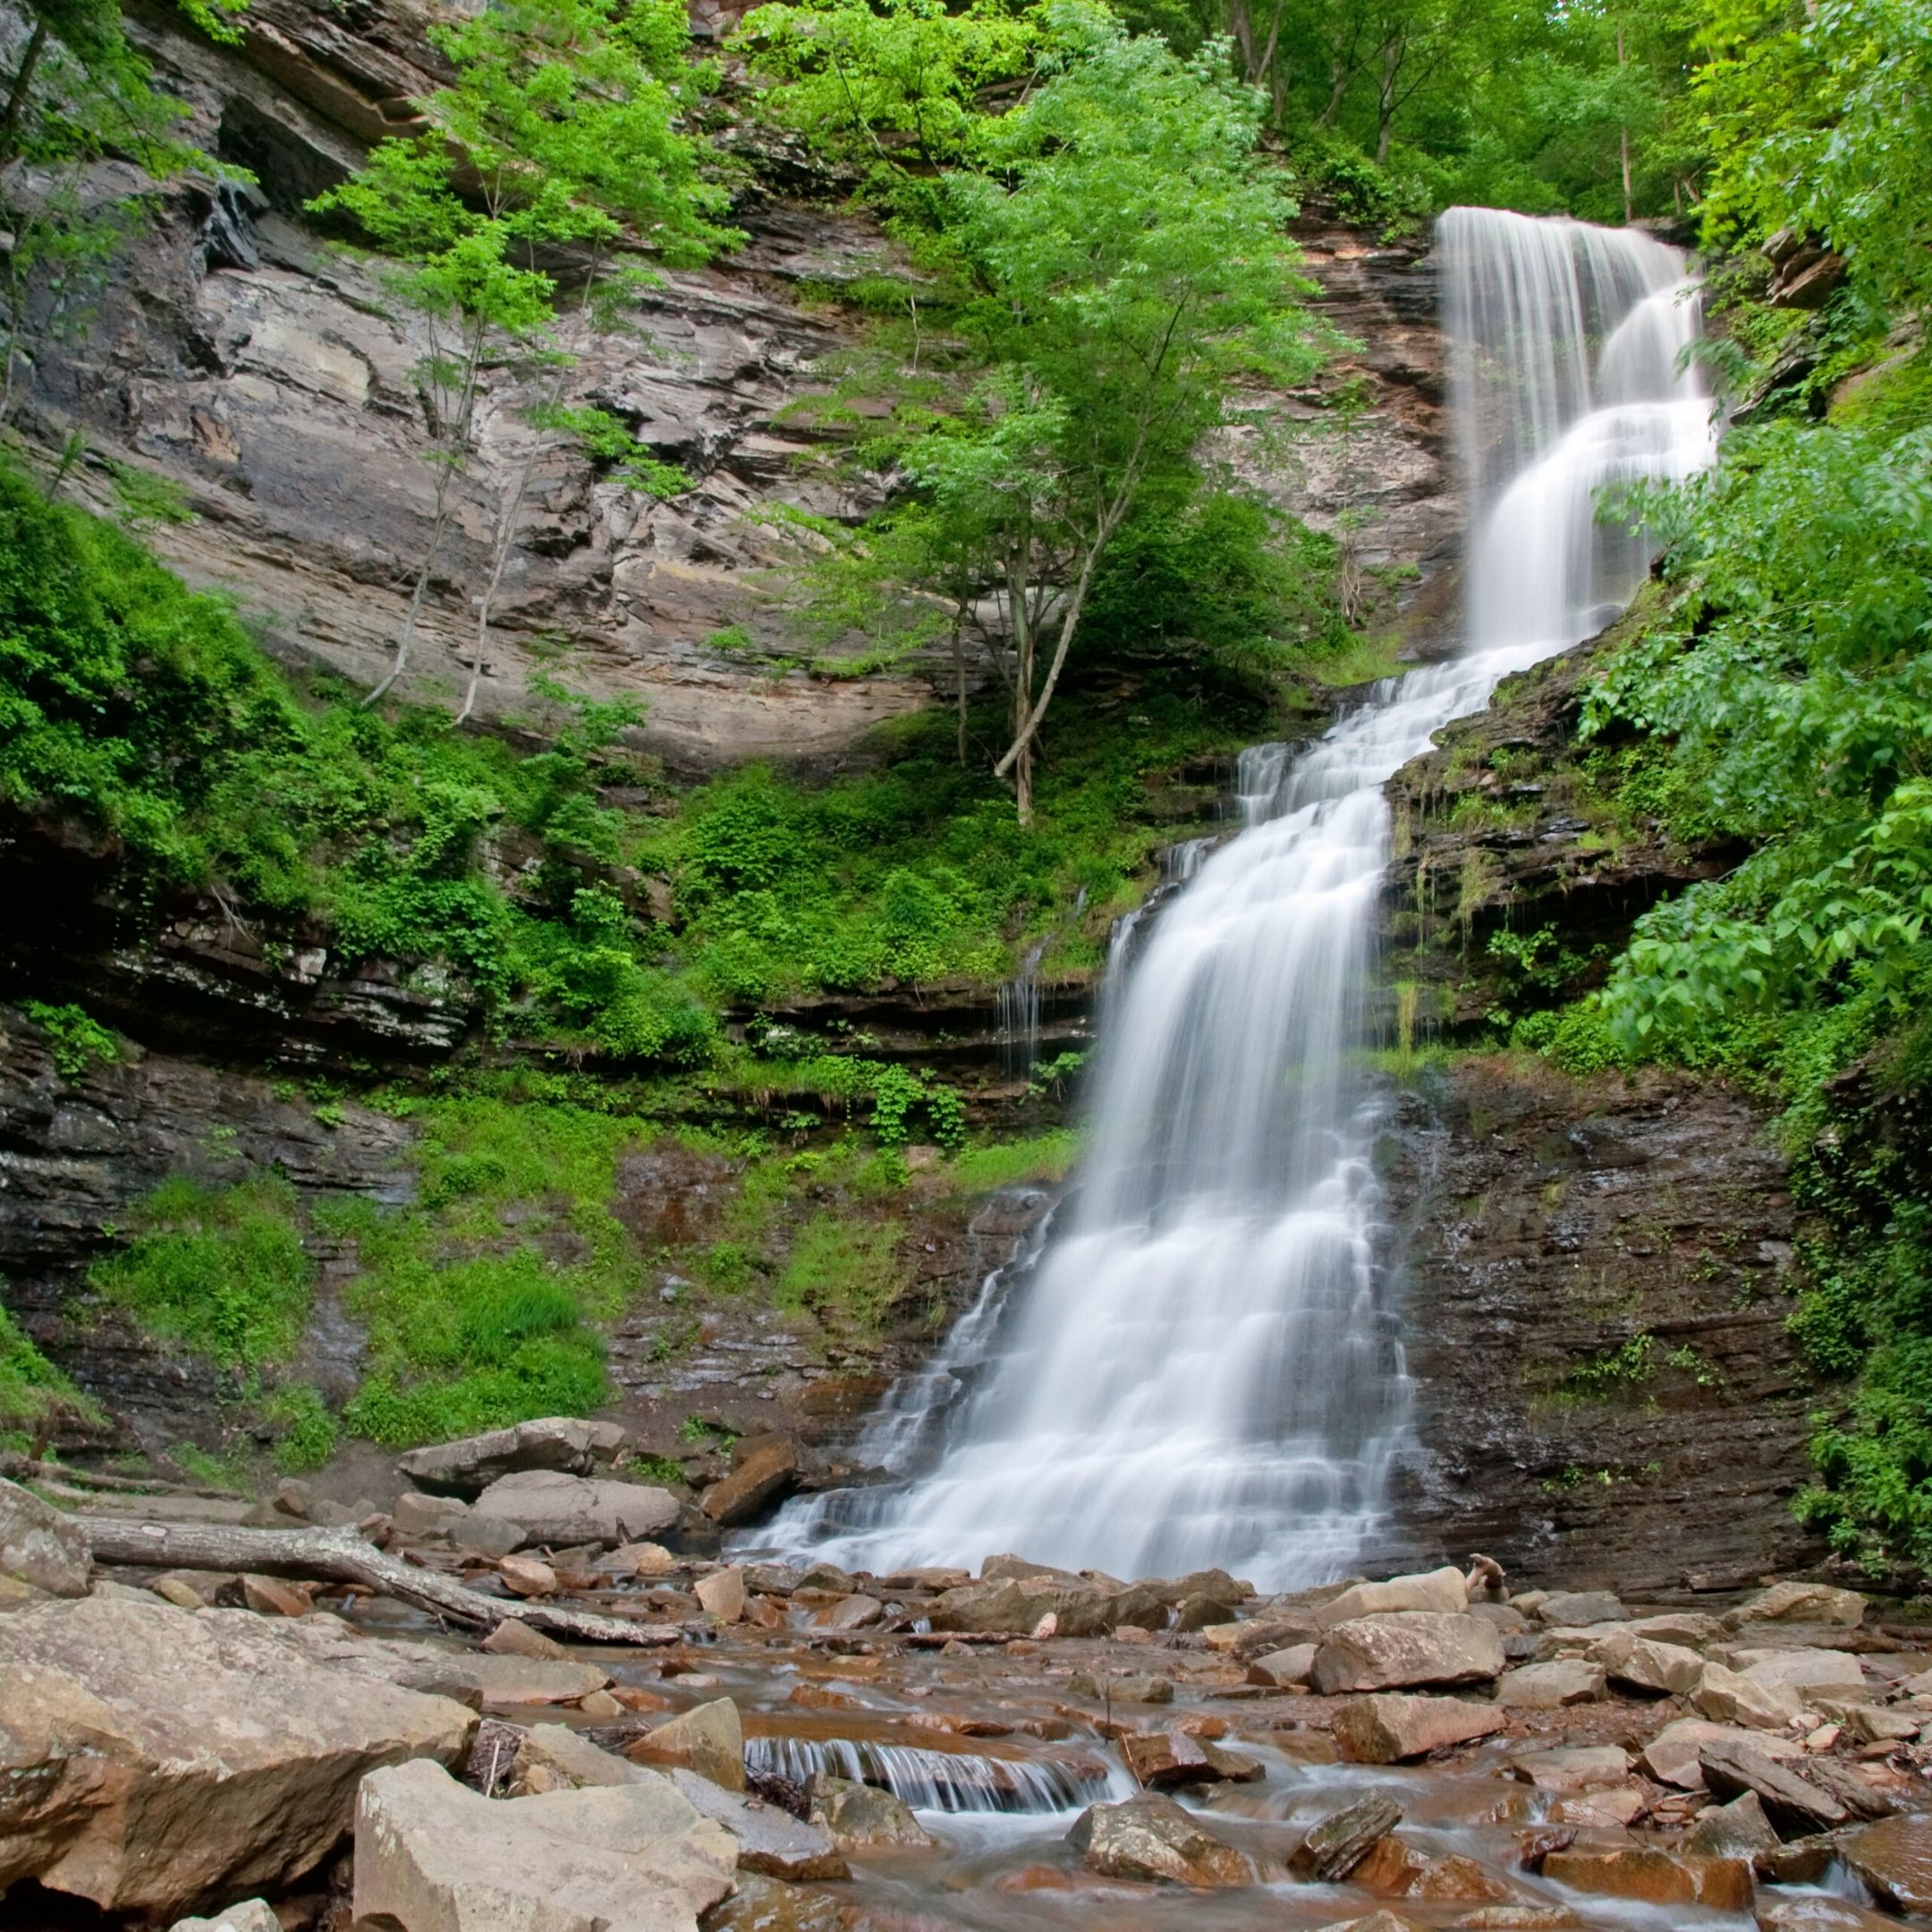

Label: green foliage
[946,1129,1081,1192]
[91,1175,313,1371]
[324,1097,638,1446]
[21,1001,118,1081]
[775,1214,907,1332]
[0,1305,103,1436]
[266,1383,338,1472]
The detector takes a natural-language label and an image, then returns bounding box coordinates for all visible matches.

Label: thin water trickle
[758,208,1715,1588]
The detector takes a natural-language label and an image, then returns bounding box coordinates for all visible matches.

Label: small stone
[613,1541,677,1577]
[1539,1846,1753,1911]
[1496,1660,1606,1708]
[576,1690,622,1719]
[1249,1643,1318,1687]
[239,1573,312,1618]
[166,1900,282,1932]
[1547,1787,1645,1828]
[695,1567,746,1624]
[1120,1729,1263,1789]
[152,1576,206,1611]
[482,1618,569,1661]
[1755,1897,1908,1930]
[809,1593,882,1631]
[499,1555,558,1598]
[1070,1671,1172,1704]
[1114,1623,1153,1644]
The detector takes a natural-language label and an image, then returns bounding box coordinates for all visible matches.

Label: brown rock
[482,1619,570,1662]
[1729,1581,1867,1629]
[809,1593,882,1631]
[0,1477,89,1597]
[627,1698,745,1793]
[1249,1642,1318,1687]
[612,1541,677,1578]
[1839,1812,1932,1913]
[1120,1729,1262,1789]
[807,1775,933,1850]
[1504,1745,1631,1792]
[1354,1835,1431,1894]
[1334,1693,1505,1763]
[1755,1896,1905,1931]
[1315,1567,1470,1626]
[1495,1660,1606,1708]
[1452,1911,1581,1930]
[1312,1613,1505,1692]
[1682,1791,1778,1859]
[1539,1846,1754,1911]
[1695,1661,1808,1729]
[1065,1792,1254,1886]
[1640,1718,1801,1789]
[1546,1786,1646,1828]
[1284,1794,1398,1885]
[1406,1854,1515,1902]
[499,1555,559,1598]
[1609,1637,1705,1697]
[1699,1741,1849,1836]
[238,1573,312,1618]
[694,1568,746,1624]
[700,1436,801,1527]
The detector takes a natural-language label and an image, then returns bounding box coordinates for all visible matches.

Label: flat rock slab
[391,1652,612,1708]
[1756,1897,1903,1931]
[1540,1846,1753,1911]
[1839,1813,1932,1914]
[0,1596,473,1919]
[1505,1746,1631,1793]
[1312,1613,1505,1693]
[1699,1741,1849,1836]
[1496,1661,1606,1709]
[355,1757,734,1932]
[475,1470,679,1548]
[1315,1567,1469,1627]
[399,1418,624,1496]
[1639,1717,1802,1790]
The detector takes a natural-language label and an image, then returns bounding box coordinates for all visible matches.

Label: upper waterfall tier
[758,209,1716,1588]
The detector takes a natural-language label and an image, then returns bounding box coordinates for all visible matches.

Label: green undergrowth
[76,1089,1080,1457]
[0,1306,103,1438]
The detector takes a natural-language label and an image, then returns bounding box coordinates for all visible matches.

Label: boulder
[482,1619,570,1662]
[1699,1741,1849,1836]
[0,1596,472,1918]
[627,1698,744,1792]
[807,1774,934,1849]
[1203,1614,1325,1657]
[1625,1610,1725,1649]
[809,1593,882,1631]
[699,1436,801,1527]
[1694,1661,1808,1730]
[1729,1581,1867,1629]
[451,1514,522,1560]
[1538,1846,1752,1911]
[1609,1637,1706,1698]
[1249,1643,1318,1688]
[0,1477,89,1596]
[1120,1729,1263,1789]
[1289,1793,1402,1881]
[1682,1791,1778,1859]
[498,1555,557,1598]
[1332,1694,1505,1763]
[1534,1590,1625,1626]
[615,1541,679,1578]
[1309,1916,1421,1932]
[398,1418,617,1496]
[166,1902,281,1932]
[1839,1813,1932,1913]
[1069,1671,1172,1704]
[1495,1661,1606,1709]
[510,1724,651,1796]
[1504,1746,1630,1793]
[694,1567,745,1624]
[1312,1613,1505,1693]
[473,1470,679,1548]
[354,1756,733,1932]
[1066,1793,1254,1886]
[1547,1786,1646,1829]
[1639,1718,1802,1789]
[928,1575,1162,1640]
[1315,1567,1470,1628]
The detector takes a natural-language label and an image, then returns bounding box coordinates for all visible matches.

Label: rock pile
[6,1441,1932,1932]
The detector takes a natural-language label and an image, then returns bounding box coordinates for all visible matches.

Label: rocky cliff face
[1375,623,1820,1591]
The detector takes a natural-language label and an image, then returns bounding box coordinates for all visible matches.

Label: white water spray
[762,209,1714,1588]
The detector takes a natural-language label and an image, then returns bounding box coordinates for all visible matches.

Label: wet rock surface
[3,1529,1931,1931]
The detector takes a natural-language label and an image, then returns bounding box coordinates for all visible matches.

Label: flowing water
[759,207,1715,1590]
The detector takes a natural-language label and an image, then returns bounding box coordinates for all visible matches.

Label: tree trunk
[1617,26,1633,224]
[81,1518,684,1647]
[0,16,49,174]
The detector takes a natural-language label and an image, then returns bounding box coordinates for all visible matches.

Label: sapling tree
[312,0,738,713]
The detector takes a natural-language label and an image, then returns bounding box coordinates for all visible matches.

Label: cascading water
[760,208,1715,1588]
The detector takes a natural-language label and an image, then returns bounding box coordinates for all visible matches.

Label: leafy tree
[311,0,738,714]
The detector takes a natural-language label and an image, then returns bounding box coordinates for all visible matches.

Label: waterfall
[757,209,1714,1589]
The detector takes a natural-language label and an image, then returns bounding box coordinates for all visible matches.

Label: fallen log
[81,1518,684,1647]
[0,1452,227,1497]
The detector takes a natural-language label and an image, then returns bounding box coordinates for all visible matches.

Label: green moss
[91,1174,314,1371]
